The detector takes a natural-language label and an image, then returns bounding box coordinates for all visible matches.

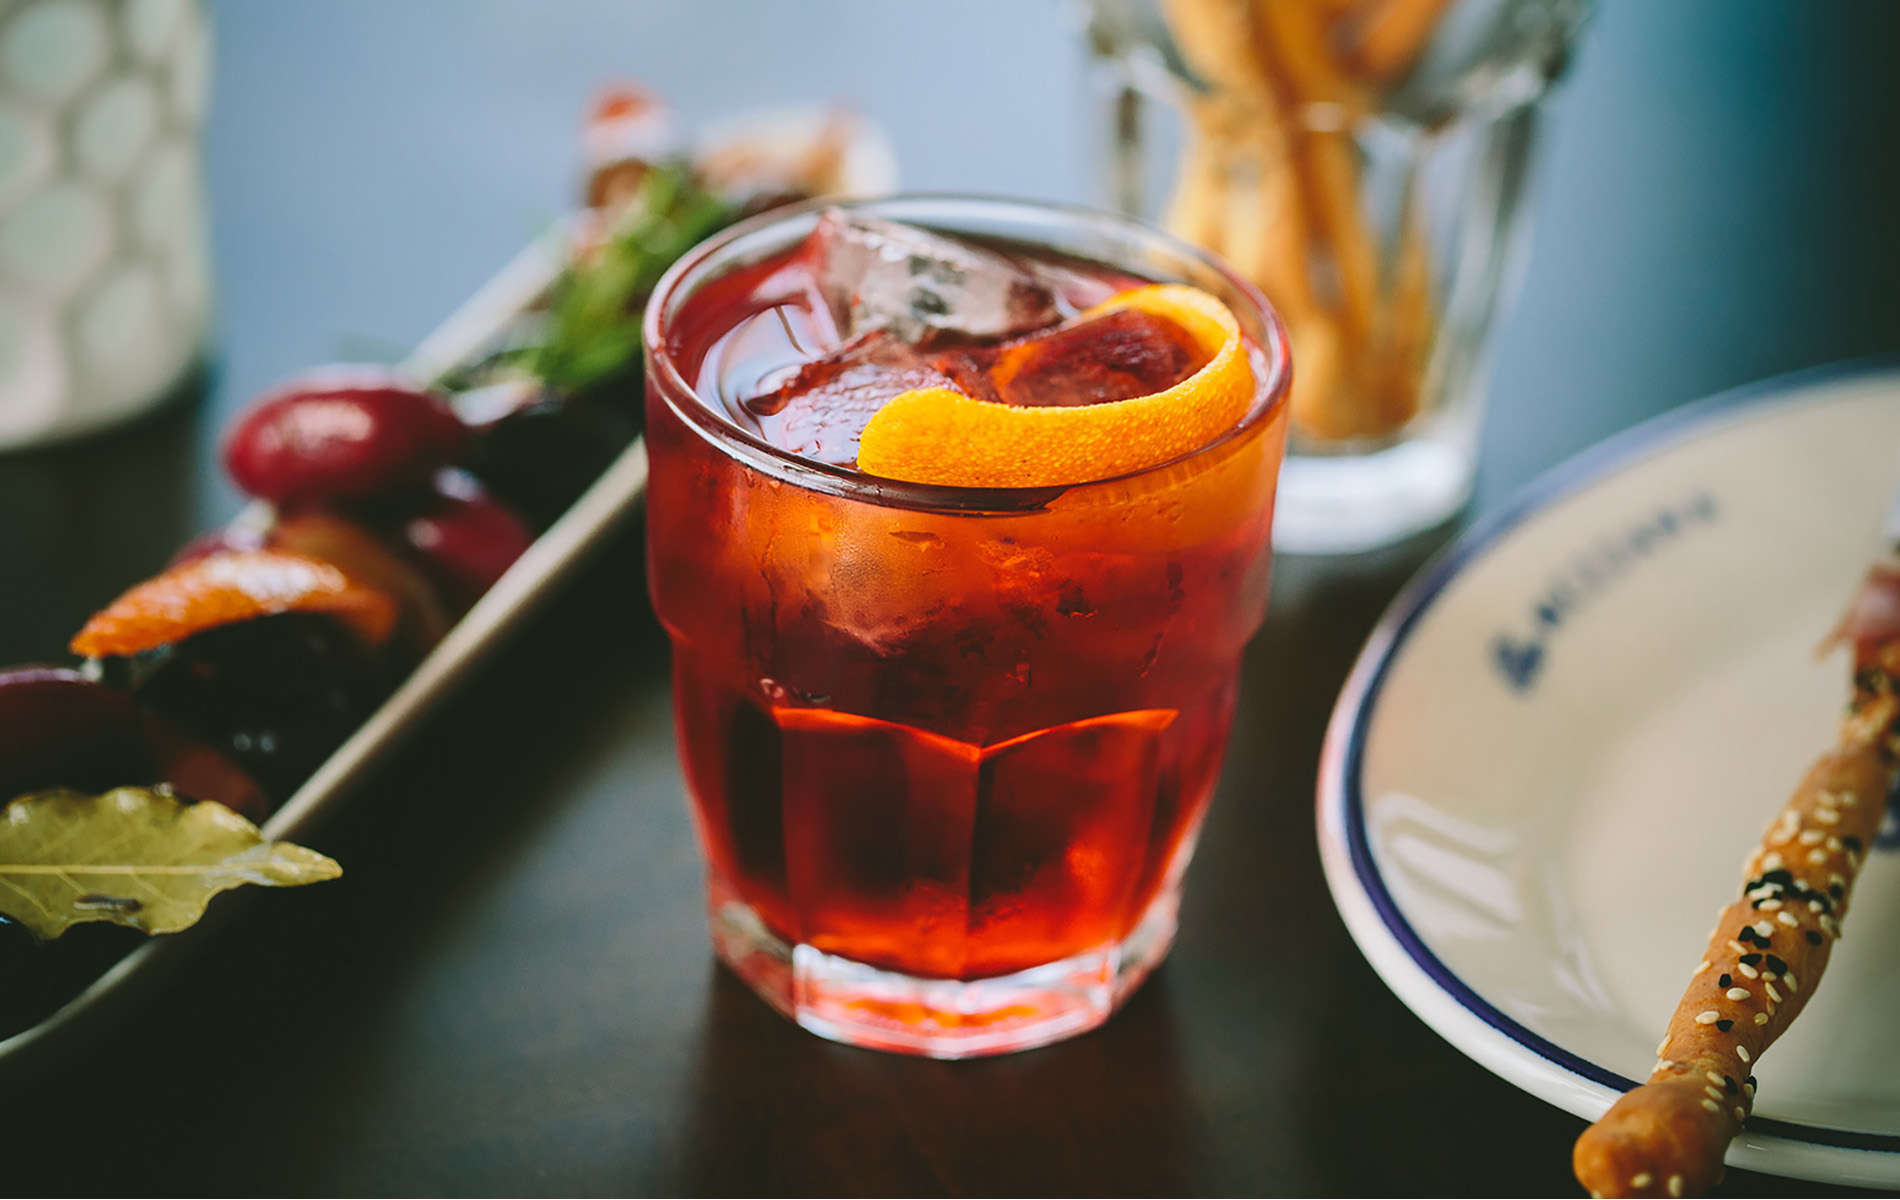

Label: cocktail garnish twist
[856,284,1254,488]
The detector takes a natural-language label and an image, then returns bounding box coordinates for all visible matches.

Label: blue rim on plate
[1320,355,1900,1159]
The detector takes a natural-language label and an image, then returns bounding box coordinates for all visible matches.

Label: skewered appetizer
[0,84,892,1043]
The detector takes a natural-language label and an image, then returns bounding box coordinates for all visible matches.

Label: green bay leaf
[0,787,341,939]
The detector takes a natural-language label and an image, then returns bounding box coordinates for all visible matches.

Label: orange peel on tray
[70,549,399,660]
[855,284,1256,489]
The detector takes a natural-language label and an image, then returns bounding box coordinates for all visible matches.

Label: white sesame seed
[1754,1012,1769,1025]
[1728,939,1749,954]
[1809,849,1829,865]
[1737,1044,1752,1063]
[1829,872,1845,886]
[1727,987,1751,1001]
[1840,791,1859,806]
[1810,899,1825,912]
[1761,898,1785,910]
[1828,834,1843,848]
[1737,963,1760,978]
[1668,1175,1684,1198]
[1754,921,1775,937]
[1763,852,1785,869]
[1696,1011,1720,1025]
[1705,1070,1725,1084]
[1744,1081,1754,1096]
[1849,850,1862,869]
[1766,982,1783,1003]
[1631,1173,1652,1190]
[1785,972,1798,991]
[1657,1059,1675,1072]
[1701,1098,1721,1113]
[1778,911,1800,927]
[1816,807,1841,824]
[1658,1036,1672,1055]
[1800,829,1826,845]
[1762,970,1777,981]
[1705,1084,1724,1100]
[1735,1105,1747,1122]
[1694,960,1710,975]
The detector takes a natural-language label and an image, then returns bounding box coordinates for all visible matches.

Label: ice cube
[807,209,1063,346]
[744,330,952,466]
[929,307,1210,409]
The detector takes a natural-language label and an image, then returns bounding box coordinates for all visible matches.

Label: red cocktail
[644,197,1289,1056]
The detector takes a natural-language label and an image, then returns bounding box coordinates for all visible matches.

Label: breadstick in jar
[1336,0,1456,84]
[1572,557,1900,1198]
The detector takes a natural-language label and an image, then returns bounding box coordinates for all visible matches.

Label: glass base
[706,876,1180,1059]
[1272,437,1474,555]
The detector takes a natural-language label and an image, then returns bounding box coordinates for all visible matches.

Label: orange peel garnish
[70,549,399,659]
[855,283,1254,488]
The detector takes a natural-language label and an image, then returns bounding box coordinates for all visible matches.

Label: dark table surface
[5,1,1900,1194]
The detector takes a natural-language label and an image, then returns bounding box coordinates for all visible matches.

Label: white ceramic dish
[0,226,654,1065]
[1318,365,1900,1187]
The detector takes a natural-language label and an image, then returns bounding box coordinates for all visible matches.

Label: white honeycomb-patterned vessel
[0,0,208,449]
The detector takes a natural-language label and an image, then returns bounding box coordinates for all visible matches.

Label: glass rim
[642,192,1291,513]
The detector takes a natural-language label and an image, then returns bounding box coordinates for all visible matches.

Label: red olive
[222,367,465,507]
[0,667,146,802]
[0,666,270,820]
[402,472,535,602]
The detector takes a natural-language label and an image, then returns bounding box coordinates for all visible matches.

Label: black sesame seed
[1806,930,1824,945]
[1716,1019,1735,1031]
[1830,883,1845,900]
[1844,835,1865,853]
[1747,1075,1757,1088]
[1719,973,1733,988]
[1739,953,1763,966]
[1765,955,1788,974]
[1724,1075,1739,1094]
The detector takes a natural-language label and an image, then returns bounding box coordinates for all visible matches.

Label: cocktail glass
[642,196,1290,1057]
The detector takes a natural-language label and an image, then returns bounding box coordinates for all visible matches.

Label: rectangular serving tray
[0,223,653,1066]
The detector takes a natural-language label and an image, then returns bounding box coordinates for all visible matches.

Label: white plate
[1317,364,1900,1187]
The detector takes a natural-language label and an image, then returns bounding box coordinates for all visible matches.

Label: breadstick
[1364,205,1433,431]
[1248,0,1369,115]
[1573,559,1900,1198]
[1245,1,1383,407]
[1165,113,1234,258]
[1159,0,1273,95]
[1337,0,1455,83]
[1226,105,1322,324]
